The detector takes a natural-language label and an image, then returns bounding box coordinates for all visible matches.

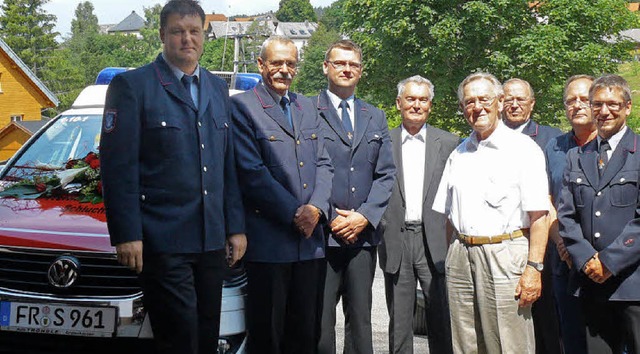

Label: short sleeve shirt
[432,121,549,236]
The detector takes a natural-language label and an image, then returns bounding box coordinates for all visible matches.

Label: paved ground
[334,261,429,353]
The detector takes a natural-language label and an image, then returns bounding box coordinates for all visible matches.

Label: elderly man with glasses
[433,72,550,353]
[557,74,640,354]
[231,35,333,354]
[502,78,563,354]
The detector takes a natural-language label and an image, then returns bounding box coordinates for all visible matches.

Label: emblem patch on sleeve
[103,109,117,133]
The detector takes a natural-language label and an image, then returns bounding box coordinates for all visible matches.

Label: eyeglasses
[564,97,589,108]
[266,60,297,70]
[327,60,362,70]
[464,96,497,109]
[591,101,626,112]
[504,97,531,106]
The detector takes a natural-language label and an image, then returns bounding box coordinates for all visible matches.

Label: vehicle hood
[0,196,114,253]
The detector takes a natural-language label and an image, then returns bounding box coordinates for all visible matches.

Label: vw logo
[47,256,80,288]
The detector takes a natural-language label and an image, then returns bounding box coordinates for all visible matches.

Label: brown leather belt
[458,228,529,246]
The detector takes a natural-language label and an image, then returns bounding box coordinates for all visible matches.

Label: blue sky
[42,0,336,39]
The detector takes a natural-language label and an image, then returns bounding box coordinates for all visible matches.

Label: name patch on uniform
[103,110,117,133]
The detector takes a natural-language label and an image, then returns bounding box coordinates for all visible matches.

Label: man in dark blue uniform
[231,35,333,354]
[545,75,595,354]
[502,77,562,354]
[558,74,640,354]
[314,40,395,354]
[100,1,246,353]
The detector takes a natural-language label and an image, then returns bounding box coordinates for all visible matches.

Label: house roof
[620,28,640,43]
[0,38,59,107]
[208,20,276,38]
[16,119,49,134]
[109,11,145,32]
[276,22,318,39]
[204,14,227,30]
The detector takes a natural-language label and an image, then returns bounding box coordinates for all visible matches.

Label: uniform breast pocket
[256,129,286,167]
[143,118,182,158]
[300,128,319,153]
[366,131,383,164]
[610,170,639,207]
[569,171,589,208]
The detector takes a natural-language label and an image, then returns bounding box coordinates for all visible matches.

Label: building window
[10,115,23,122]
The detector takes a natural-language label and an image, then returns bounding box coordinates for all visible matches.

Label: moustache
[273,72,293,80]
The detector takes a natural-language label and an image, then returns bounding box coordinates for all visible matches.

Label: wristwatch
[527,260,544,272]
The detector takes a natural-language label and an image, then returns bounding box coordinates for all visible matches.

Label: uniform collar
[325,89,355,112]
[161,52,200,82]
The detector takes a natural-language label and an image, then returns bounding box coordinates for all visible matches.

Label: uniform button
[620,177,626,182]
[201,144,205,149]
[296,140,301,145]
[140,194,146,201]
[303,183,308,189]
[203,166,207,172]
[311,133,317,139]
[198,122,202,127]
[350,167,354,172]
[597,191,602,196]
[576,178,582,183]
[204,190,208,195]
[255,209,260,214]
[594,232,601,238]
[269,135,276,141]
[299,162,304,167]
[351,187,356,192]
[595,211,601,217]
[161,121,167,127]
[224,122,229,128]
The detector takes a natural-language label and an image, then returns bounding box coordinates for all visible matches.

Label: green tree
[0,0,58,76]
[201,38,235,72]
[343,0,638,133]
[318,0,345,32]
[40,47,85,116]
[294,25,341,95]
[140,4,163,62]
[276,0,317,22]
[70,1,99,37]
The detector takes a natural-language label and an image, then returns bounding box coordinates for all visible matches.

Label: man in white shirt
[432,72,549,354]
[378,75,459,354]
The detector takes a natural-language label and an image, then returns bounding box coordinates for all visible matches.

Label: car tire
[413,289,428,335]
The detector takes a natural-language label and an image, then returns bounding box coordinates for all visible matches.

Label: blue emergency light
[95,67,129,85]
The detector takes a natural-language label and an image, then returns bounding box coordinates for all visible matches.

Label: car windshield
[2,115,102,181]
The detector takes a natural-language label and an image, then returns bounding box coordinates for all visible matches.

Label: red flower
[96,181,103,195]
[84,152,100,169]
[65,160,76,169]
[35,183,47,192]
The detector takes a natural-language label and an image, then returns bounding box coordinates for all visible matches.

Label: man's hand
[555,237,573,268]
[116,240,143,274]
[584,253,612,283]
[331,209,369,244]
[226,233,247,267]
[515,266,542,307]
[294,204,321,238]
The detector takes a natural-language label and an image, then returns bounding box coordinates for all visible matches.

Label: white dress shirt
[401,124,426,222]
[432,121,549,236]
[326,89,355,131]
[597,125,627,160]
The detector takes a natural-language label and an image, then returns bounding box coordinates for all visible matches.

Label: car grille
[0,248,141,297]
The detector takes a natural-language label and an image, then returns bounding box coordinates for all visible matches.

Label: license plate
[0,301,117,337]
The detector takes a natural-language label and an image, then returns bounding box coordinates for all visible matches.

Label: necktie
[598,140,611,175]
[280,96,293,129]
[339,100,353,140]
[181,75,196,105]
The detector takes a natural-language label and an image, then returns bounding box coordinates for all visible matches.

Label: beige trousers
[445,237,535,354]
